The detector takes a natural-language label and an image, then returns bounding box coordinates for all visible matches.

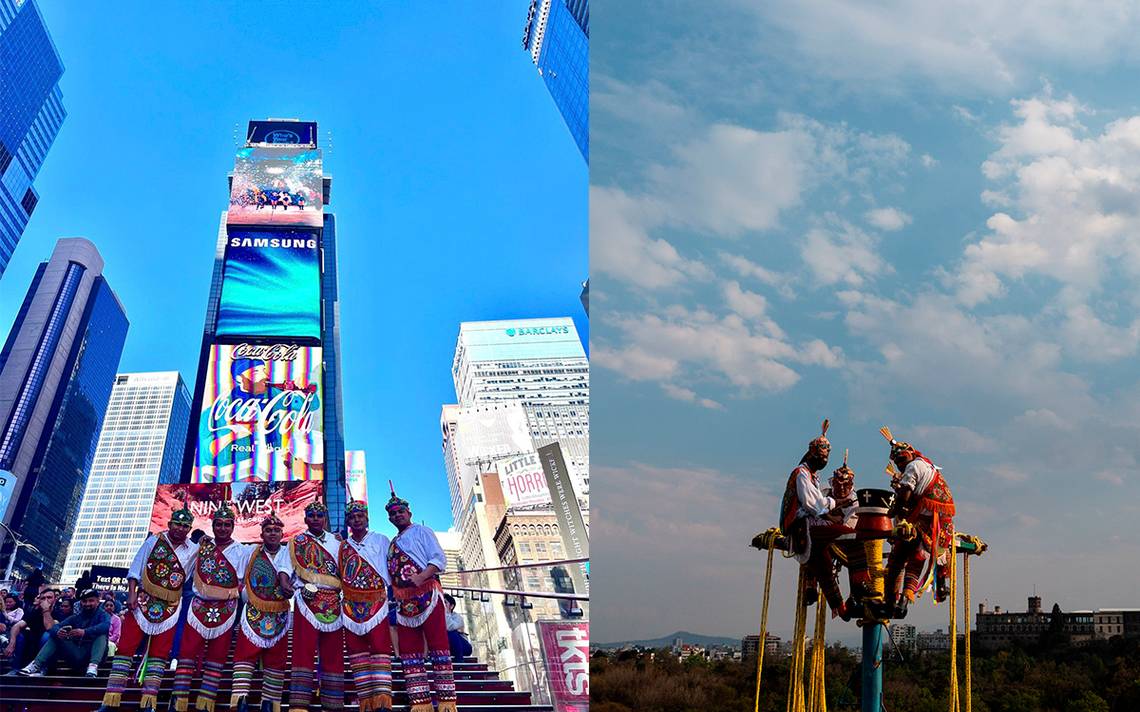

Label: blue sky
[0,1,587,533]
[592,1,1140,643]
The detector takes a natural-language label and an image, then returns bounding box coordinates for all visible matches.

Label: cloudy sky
[591,0,1140,644]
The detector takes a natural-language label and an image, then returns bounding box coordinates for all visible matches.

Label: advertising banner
[0,469,16,519]
[346,450,368,503]
[227,146,323,228]
[150,481,320,542]
[538,443,589,594]
[246,120,317,146]
[537,621,589,712]
[217,230,321,339]
[90,565,130,596]
[495,451,551,507]
[192,342,324,483]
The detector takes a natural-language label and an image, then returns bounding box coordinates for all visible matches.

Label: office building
[452,317,589,501]
[522,0,589,162]
[0,0,66,274]
[180,119,346,528]
[0,238,128,578]
[60,372,191,584]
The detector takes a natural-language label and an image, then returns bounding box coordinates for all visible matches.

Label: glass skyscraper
[0,238,128,579]
[0,0,66,275]
[523,0,589,163]
[60,372,191,584]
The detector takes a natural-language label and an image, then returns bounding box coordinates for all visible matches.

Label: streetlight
[0,521,40,581]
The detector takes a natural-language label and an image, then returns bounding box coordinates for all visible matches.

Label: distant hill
[593,630,740,649]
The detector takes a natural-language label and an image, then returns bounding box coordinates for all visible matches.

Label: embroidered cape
[135,533,187,636]
[188,538,241,639]
[290,532,342,632]
[389,536,442,628]
[339,538,388,634]
[241,544,291,649]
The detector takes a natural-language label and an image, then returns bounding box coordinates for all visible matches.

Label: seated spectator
[443,594,472,662]
[1,593,24,642]
[53,597,74,622]
[18,589,110,677]
[102,600,121,657]
[4,589,57,669]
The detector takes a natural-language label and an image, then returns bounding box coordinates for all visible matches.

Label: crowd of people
[6,487,471,712]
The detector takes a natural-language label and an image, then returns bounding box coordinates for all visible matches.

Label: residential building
[0,0,66,274]
[60,372,191,583]
[888,623,917,653]
[0,238,128,578]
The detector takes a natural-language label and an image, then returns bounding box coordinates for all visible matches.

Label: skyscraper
[0,238,128,578]
[60,372,191,584]
[0,0,66,275]
[180,120,345,527]
[522,0,589,162]
[452,317,589,499]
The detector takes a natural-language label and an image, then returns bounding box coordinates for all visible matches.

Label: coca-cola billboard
[192,342,324,483]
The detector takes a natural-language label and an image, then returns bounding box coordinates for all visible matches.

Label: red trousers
[233,625,288,667]
[346,619,394,711]
[231,626,289,707]
[171,622,234,708]
[117,612,176,660]
[346,618,393,656]
[805,521,854,610]
[289,612,346,709]
[397,603,457,709]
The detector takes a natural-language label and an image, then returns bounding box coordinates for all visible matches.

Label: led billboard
[217,230,321,339]
[192,343,324,483]
[227,146,323,228]
[151,482,320,542]
[346,450,368,503]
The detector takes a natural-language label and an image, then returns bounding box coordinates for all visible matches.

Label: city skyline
[592,0,1140,644]
[0,1,586,533]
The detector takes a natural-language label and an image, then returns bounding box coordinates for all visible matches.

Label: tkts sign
[537,621,589,712]
[192,343,324,483]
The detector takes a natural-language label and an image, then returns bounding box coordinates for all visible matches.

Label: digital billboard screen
[151,481,320,542]
[192,343,324,483]
[227,146,323,228]
[217,230,321,339]
[247,120,317,146]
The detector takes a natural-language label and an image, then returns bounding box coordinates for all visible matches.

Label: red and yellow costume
[340,500,395,711]
[230,521,293,712]
[288,501,345,712]
[100,506,198,711]
[387,490,456,712]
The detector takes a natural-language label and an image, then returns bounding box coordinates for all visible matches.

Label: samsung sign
[506,325,571,337]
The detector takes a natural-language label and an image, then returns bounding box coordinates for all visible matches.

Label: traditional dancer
[287,500,345,711]
[824,454,874,610]
[387,486,457,712]
[229,514,293,712]
[169,502,244,712]
[95,503,198,712]
[778,420,856,620]
[878,427,956,618]
[340,499,394,711]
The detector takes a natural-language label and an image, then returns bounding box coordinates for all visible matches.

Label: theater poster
[227,146,323,228]
[150,482,320,542]
[192,342,324,483]
[537,621,589,712]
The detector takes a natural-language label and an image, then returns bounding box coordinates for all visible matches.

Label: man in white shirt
[94,503,198,712]
[229,514,292,712]
[340,499,394,712]
[286,500,345,711]
[878,428,956,619]
[777,420,856,620]
[386,488,457,712]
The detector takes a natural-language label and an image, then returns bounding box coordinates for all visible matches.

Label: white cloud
[717,251,793,296]
[749,1,1140,94]
[865,207,912,231]
[590,186,710,290]
[911,425,999,454]
[920,153,939,168]
[801,218,889,286]
[661,383,724,410]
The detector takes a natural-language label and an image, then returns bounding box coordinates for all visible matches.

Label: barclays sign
[506,325,570,337]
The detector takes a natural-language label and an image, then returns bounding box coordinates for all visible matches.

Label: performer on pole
[287,500,345,712]
[168,502,244,712]
[778,419,856,620]
[824,454,874,610]
[386,484,457,712]
[229,514,293,712]
[877,427,956,619]
[340,499,394,712]
[94,502,199,712]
